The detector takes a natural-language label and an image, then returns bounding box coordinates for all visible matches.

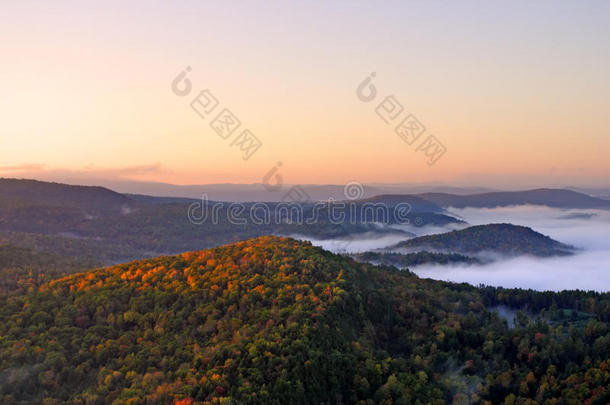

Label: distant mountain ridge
[0,178,599,268]
[390,223,574,257]
[13,176,495,201]
[419,188,610,209]
[353,194,444,213]
[0,178,462,266]
[0,178,132,211]
[3,178,607,209]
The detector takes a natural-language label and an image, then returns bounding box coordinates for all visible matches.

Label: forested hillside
[0,237,608,404]
[391,224,575,257]
[0,179,460,268]
[0,244,96,297]
[352,251,480,268]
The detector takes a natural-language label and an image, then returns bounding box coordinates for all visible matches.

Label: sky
[1,0,609,187]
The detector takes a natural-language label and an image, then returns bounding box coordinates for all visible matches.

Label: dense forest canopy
[352,251,480,268]
[0,237,608,404]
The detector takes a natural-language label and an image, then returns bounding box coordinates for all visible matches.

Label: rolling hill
[0,178,132,211]
[0,237,608,404]
[390,224,575,257]
[0,179,463,267]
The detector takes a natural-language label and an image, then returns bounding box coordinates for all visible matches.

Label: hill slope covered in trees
[0,178,460,269]
[351,251,480,268]
[391,224,575,257]
[0,244,96,297]
[0,237,608,404]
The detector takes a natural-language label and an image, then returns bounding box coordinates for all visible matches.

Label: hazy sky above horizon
[1,0,609,187]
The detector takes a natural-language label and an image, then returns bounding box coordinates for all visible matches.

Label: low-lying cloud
[412,206,610,292]
[292,231,411,253]
[414,251,610,292]
[300,205,610,292]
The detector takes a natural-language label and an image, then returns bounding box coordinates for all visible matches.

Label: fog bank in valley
[413,206,610,292]
[298,205,610,292]
[292,232,410,253]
